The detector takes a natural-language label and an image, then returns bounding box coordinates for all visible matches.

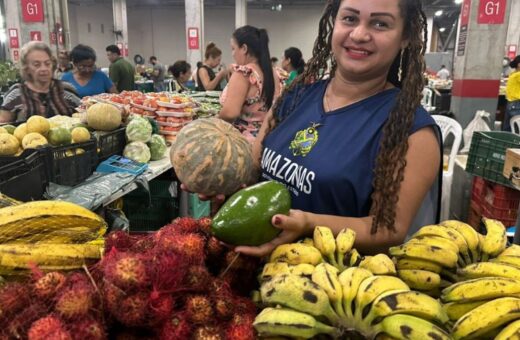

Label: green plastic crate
[188,193,211,219]
[466,131,520,187]
[123,179,179,231]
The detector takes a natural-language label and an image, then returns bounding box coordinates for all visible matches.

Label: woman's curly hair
[266,0,428,234]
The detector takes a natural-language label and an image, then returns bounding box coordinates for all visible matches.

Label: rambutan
[197,217,212,233]
[225,323,255,340]
[156,232,206,262]
[206,236,225,258]
[209,278,233,297]
[148,292,174,323]
[102,281,125,313]
[131,235,155,253]
[105,253,149,289]
[0,283,31,319]
[34,272,66,300]
[115,291,149,326]
[68,317,106,340]
[55,282,95,319]
[223,251,259,272]
[104,230,133,253]
[149,252,189,291]
[192,326,223,340]
[171,216,201,234]
[65,271,90,287]
[5,303,47,339]
[213,296,234,321]
[230,313,256,327]
[185,295,213,324]
[27,315,71,340]
[234,296,257,316]
[158,312,192,340]
[184,266,212,292]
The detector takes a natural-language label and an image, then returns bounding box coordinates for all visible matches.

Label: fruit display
[171,117,254,196]
[123,141,151,163]
[148,134,167,161]
[188,91,222,118]
[86,102,123,131]
[155,94,196,143]
[212,181,291,246]
[126,116,153,143]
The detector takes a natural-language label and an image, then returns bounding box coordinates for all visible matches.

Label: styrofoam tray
[156,101,193,109]
[156,111,193,118]
[131,103,156,111]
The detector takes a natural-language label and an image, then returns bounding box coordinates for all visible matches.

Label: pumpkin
[86,103,122,131]
[170,118,254,196]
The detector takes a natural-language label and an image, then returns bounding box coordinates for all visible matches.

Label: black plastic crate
[45,138,98,186]
[94,127,127,162]
[466,131,520,187]
[0,149,48,201]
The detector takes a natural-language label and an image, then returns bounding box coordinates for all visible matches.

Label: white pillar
[185,0,204,69]
[235,0,247,28]
[426,16,434,52]
[112,0,128,55]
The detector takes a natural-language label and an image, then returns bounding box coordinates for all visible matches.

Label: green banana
[441,220,480,264]
[395,257,443,273]
[335,228,356,269]
[269,243,323,266]
[389,243,458,268]
[443,300,490,321]
[313,226,338,267]
[441,277,520,303]
[359,254,396,275]
[480,218,507,261]
[338,267,373,320]
[452,297,520,339]
[311,263,346,319]
[253,307,340,338]
[457,262,520,280]
[375,314,451,340]
[397,269,441,291]
[495,319,520,340]
[260,274,341,325]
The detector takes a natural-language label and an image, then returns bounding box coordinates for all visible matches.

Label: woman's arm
[218,71,250,122]
[198,67,225,91]
[0,110,15,124]
[236,126,440,256]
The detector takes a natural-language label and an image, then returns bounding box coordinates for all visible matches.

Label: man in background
[436,65,450,80]
[149,56,166,92]
[106,45,135,92]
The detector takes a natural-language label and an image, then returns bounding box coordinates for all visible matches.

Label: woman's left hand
[235,209,311,257]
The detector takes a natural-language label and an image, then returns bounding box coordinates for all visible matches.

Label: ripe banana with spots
[335,228,356,270]
[495,319,520,340]
[397,269,441,291]
[260,274,341,325]
[457,261,520,280]
[407,235,460,255]
[451,297,520,339]
[359,254,396,275]
[395,257,443,273]
[374,314,451,340]
[253,307,340,339]
[499,244,520,257]
[313,226,338,267]
[260,263,315,282]
[479,218,507,262]
[344,248,363,267]
[443,300,490,321]
[441,220,480,264]
[389,242,458,268]
[311,263,346,319]
[412,224,470,265]
[441,277,520,303]
[338,267,373,320]
[269,243,323,266]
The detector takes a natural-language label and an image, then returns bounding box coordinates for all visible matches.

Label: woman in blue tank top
[233,0,441,256]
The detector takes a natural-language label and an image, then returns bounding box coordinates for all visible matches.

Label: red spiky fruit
[171,217,201,234]
[0,283,31,319]
[102,281,125,313]
[206,236,225,258]
[65,272,90,286]
[159,312,192,340]
[6,303,47,339]
[234,297,257,316]
[106,254,149,289]
[213,296,234,321]
[224,251,258,272]
[68,317,106,340]
[197,217,212,233]
[55,283,95,319]
[27,316,71,340]
[34,272,66,299]
[185,295,213,324]
[115,292,148,326]
[148,292,174,322]
[209,278,233,297]
[157,232,206,261]
[230,313,256,327]
[184,266,212,292]
[192,326,223,340]
[225,323,255,340]
[150,252,189,291]
[104,230,133,253]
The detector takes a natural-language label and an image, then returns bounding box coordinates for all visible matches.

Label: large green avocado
[211,181,291,246]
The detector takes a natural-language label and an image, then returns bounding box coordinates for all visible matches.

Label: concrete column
[235,0,247,29]
[426,16,434,52]
[451,0,512,128]
[185,0,204,69]
[506,0,520,50]
[112,0,128,55]
[60,0,71,51]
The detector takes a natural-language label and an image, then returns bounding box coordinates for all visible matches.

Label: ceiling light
[439,27,446,32]
[454,0,463,4]
[435,10,443,16]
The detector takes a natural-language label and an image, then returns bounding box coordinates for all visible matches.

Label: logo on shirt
[289,123,321,157]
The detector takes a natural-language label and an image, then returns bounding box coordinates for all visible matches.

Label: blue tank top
[261,80,436,218]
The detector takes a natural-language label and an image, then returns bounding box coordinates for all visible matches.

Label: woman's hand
[180,183,248,214]
[235,209,311,257]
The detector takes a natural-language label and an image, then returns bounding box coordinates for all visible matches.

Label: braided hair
[266,0,428,234]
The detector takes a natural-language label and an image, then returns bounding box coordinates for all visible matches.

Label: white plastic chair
[433,115,463,221]
[421,87,436,113]
[511,115,520,134]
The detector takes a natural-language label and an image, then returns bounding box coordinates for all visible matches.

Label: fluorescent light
[435,10,443,16]
[439,27,446,32]
[454,0,463,4]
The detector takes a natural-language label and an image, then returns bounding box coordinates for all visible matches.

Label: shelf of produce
[102,147,172,207]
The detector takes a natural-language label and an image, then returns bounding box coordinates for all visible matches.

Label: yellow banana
[313,226,338,266]
[338,267,373,320]
[253,307,340,339]
[291,263,315,276]
[441,220,480,264]
[395,257,442,273]
[480,218,507,261]
[375,314,451,340]
[452,297,520,339]
[389,243,458,268]
[269,243,323,266]
[491,255,520,268]
[311,263,346,319]
[408,235,460,255]
[335,228,356,269]
[260,262,291,282]
[441,276,520,303]
[413,225,470,265]
[260,274,341,325]
[457,262,520,280]
[359,254,396,275]
[397,269,440,291]
[500,245,520,257]
[300,237,314,246]
[345,248,363,267]
[495,319,520,340]
[443,300,490,321]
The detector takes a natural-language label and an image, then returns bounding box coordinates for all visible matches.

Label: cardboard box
[503,148,520,187]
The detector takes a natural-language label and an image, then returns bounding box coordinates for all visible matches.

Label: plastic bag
[460,110,491,153]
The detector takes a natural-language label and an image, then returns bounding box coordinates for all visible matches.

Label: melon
[26,116,50,136]
[71,127,91,143]
[3,125,16,134]
[22,132,48,149]
[48,127,72,146]
[0,127,7,134]
[86,103,122,131]
[0,134,20,156]
[13,123,28,142]
[170,118,254,196]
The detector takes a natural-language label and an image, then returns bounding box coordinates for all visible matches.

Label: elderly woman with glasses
[61,44,117,98]
[0,41,81,123]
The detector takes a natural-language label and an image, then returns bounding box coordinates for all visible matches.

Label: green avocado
[211,181,291,246]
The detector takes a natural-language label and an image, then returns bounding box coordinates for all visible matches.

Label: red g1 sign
[478,0,507,24]
[21,0,44,23]
[187,27,199,50]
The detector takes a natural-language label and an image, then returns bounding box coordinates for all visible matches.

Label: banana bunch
[255,226,451,339]
[390,218,508,297]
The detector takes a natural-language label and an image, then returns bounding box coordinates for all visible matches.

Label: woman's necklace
[324,79,388,112]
